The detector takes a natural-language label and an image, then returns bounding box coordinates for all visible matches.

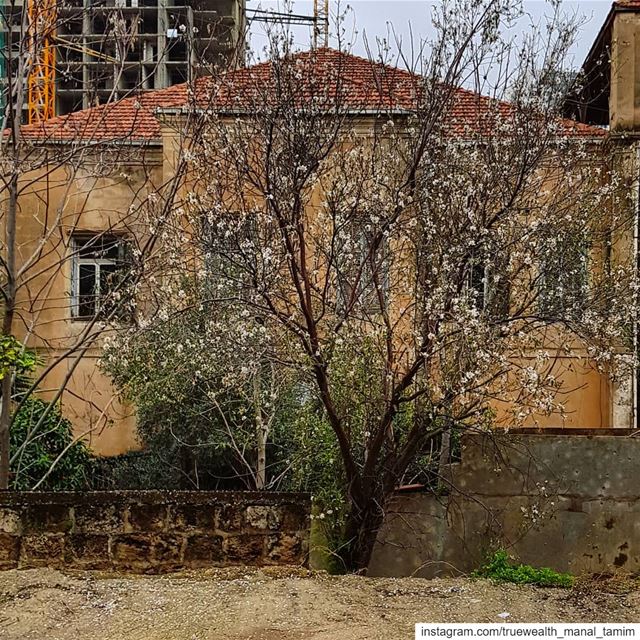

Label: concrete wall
[0,491,310,572]
[369,433,640,577]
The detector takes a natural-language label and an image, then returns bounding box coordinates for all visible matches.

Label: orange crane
[313,0,329,48]
[25,1,118,124]
[27,0,56,123]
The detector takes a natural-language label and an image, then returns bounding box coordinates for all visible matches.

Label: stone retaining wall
[369,433,640,577]
[0,491,310,572]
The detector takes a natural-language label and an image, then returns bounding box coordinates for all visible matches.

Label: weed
[473,549,574,588]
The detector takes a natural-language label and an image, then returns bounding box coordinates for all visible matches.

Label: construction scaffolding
[0,0,245,121]
[53,0,245,116]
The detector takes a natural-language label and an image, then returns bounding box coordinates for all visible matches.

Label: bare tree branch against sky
[248,1,612,69]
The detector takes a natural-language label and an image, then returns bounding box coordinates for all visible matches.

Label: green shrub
[0,336,94,491]
[89,450,187,490]
[0,335,38,381]
[474,549,574,588]
[10,397,94,490]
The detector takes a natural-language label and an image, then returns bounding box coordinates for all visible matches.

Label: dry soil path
[1,568,639,640]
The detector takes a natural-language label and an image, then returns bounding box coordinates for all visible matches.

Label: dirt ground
[1,567,639,640]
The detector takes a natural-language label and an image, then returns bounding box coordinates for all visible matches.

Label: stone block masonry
[0,491,310,572]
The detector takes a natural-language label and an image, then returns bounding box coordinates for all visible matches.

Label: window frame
[336,223,390,318]
[464,247,511,319]
[70,232,129,320]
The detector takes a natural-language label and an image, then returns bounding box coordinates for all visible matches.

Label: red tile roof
[16,48,605,144]
[17,83,187,143]
[615,1,640,7]
[199,48,421,112]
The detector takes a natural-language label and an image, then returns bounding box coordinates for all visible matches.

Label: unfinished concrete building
[0,0,245,118]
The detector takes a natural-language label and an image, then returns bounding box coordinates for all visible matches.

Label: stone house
[3,2,640,456]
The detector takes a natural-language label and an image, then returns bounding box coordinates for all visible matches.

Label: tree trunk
[253,372,267,490]
[179,447,198,489]
[0,375,11,490]
[438,428,451,478]
[339,422,444,572]
[0,175,18,490]
[340,489,389,573]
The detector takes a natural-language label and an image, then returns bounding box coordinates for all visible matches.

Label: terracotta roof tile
[17,83,188,143]
[15,48,606,144]
[198,48,421,112]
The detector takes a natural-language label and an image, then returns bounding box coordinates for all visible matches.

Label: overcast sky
[246,1,613,70]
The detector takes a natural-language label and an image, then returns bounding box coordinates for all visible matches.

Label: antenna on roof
[313,0,329,49]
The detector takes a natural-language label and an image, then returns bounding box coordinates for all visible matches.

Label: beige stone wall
[493,355,612,429]
[611,11,640,132]
[40,354,138,455]
[3,145,164,455]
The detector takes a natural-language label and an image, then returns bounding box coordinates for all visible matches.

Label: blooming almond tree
[109,0,639,570]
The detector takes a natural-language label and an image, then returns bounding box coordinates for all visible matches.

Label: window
[466,258,489,310]
[337,224,389,318]
[465,250,510,319]
[201,212,258,295]
[538,236,588,320]
[71,233,130,319]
